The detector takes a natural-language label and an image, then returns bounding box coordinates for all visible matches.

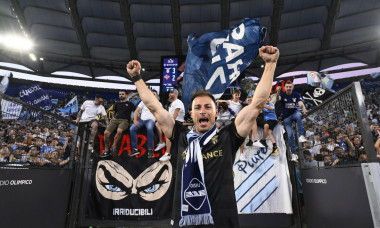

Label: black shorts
[256,113,265,128]
[78,119,98,137]
[265,119,278,130]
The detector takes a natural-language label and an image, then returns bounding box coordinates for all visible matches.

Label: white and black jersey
[169,121,245,228]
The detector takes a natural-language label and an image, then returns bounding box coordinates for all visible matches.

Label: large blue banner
[182,18,266,109]
[19,83,53,110]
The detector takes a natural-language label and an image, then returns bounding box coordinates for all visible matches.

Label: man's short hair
[95,94,103,99]
[285,81,293,85]
[320,148,329,153]
[151,89,158,94]
[119,89,128,94]
[232,89,241,95]
[191,90,216,106]
[169,89,178,94]
[220,102,228,110]
[303,150,311,156]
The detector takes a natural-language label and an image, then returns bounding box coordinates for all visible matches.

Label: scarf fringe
[179,214,214,227]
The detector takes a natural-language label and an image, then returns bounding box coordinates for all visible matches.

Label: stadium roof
[0,0,379,86]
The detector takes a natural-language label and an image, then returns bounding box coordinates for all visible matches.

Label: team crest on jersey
[182,150,187,160]
[284,98,287,102]
[211,135,218,144]
[184,178,207,210]
[292,98,296,102]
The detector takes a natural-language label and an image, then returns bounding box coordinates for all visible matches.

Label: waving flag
[302,85,335,108]
[307,72,321,87]
[19,83,53,110]
[0,73,11,93]
[182,18,266,109]
[320,73,334,90]
[58,96,78,113]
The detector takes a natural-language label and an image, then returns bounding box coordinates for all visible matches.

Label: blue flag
[306,72,321,87]
[182,18,266,110]
[19,83,53,110]
[0,73,10,93]
[58,96,78,113]
[320,73,334,90]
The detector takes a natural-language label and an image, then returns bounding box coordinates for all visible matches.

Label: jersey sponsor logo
[184,178,207,210]
[285,103,296,109]
[183,149,223,160]
[202,150,223,159]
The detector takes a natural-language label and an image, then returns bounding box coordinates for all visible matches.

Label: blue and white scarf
[179,124,217,226]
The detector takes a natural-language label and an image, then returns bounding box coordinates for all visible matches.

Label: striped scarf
[179,123,217,226]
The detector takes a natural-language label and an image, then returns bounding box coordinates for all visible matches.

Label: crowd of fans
[0,118,76,167]
[1,78,380,167]
[300,79,380,167]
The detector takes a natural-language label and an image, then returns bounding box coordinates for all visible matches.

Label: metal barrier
[0,93,79,228]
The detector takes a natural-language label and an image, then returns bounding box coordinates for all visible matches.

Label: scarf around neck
[179,123,217,226]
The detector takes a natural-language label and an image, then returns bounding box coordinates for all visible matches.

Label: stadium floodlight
[0,34,33,51]
[29,53,37,61]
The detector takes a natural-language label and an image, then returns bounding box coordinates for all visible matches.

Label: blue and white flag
[370,72,380,79]
[1,99,22,119]
[58,96,78,113]
[18,83,53,110]
[306,72,321,87]
[182,18,266,109]
[320,73,334,90]
[233,126,292,214]
[0,73,10,93]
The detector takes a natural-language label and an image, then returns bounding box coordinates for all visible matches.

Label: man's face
[304,154,312,161]
[36,139,43,146]
[191,96,217,134]
[119,91,127,101]
[354,137,361,146]
[168,91,176,100]
[285,83,293,94]
[232,93,240,101]
[94,98,104,106]
[29,147,39,156]
[246,97,252,105]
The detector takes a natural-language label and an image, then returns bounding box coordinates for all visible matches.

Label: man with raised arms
[126,45,279,227]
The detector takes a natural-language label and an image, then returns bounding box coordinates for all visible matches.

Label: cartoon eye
[143,184,161,193]
[104,184,122,192]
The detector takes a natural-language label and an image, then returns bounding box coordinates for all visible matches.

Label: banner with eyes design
[85,127,177,221]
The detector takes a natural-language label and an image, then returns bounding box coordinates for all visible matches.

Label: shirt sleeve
[80,101,87,111]
[100,106,107,116]
[130,102,137,111]
[224,120,245,153]
[296,92,303,102]
[138,101,144,109]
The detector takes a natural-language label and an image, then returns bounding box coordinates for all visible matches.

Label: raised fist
[126,60,141,77]
[259,46,279,63]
